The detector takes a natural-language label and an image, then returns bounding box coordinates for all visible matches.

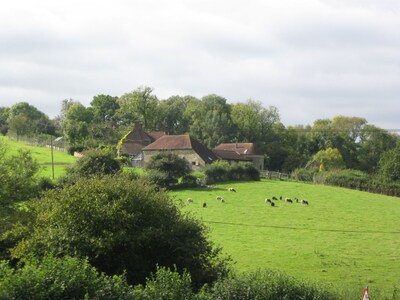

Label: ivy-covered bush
[204,161,260,184]
[0,255,139,300]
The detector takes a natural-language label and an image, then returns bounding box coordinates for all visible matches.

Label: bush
[11,175,230,288]
[0,255,138,299]
[291,168,318,182]
[204,161,260,184]
[66,148,121,177]
[144,169,177,188]
[210,268,336,300]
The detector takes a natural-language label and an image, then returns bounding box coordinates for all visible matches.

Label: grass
[170,180,400,297]
[0,136,76,178]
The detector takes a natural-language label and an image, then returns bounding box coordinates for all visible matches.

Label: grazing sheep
[216,196,224,201]
[187,198,193,203]
[301,199,309,205]
[295,198,299,203]
[228,187,236,192]
[221,199,225,203]
[279,196,282,200]
[270,201,275,207]
[285,198,293,203]
[272,196,278,201]
[203,202,207,208]
[265,198,271,203]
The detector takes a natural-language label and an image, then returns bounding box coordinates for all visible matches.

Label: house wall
[143,149,206,170]
[249,155,264,171]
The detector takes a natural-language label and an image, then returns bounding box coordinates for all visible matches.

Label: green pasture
[0,136,76,178]
[170,180,400,297]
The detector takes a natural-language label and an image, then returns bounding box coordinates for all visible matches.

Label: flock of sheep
[186,187,310,208]
[264,196,309,207]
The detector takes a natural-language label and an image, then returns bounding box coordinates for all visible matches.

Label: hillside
[0,136,76,178]
[170,180,400,297]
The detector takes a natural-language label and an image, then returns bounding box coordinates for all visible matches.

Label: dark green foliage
[66,148,121,177]
[205,161,260,184]
[294,168,400,196]
[146,152,191,187]
[0,255,138,300]
[12,176,230,288]
[144,169,177,188]
[378,145,400,181]
[210,268,335,300]
[291,168,318,182]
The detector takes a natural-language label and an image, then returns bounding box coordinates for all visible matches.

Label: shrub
[11,175,230,288]
[210,268,336,300]
[291,168,318,182]
[66,148,121,177]
[204,161,260,184]
[0,255,138,299]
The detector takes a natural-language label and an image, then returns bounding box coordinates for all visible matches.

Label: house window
[192,161,199,166]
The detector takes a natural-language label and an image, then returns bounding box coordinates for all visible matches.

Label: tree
[0,107,9,135]
[189,94,235,148]
[378,144,400,181]
[65,148,121,178]
[145,152,191,187]
[231,100,279,143]
[12,175,230,288]
[157,96,193,134]
[61,102,93,147]
[313,147,345,171]
[7,102,54,138]
[358,125,398,173]
[117,86,159,129]
[90,94,119,122]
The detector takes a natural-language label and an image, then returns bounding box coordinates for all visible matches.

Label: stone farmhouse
[142,135,218,170]
[119,122,264,170]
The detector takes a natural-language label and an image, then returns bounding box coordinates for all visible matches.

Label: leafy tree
[158,96,193,134]
[358,125,398,173]
[231,100,279,143]
[90,94,119,122]
[313,147,345,171]
[12,175,230,288]
[117,86,159,129]
[7,102,54,138]
[378,144,400,181]
[146,152,191,186]
[0,107,9,135]
[189,94,235,148]
[62,102,93,147]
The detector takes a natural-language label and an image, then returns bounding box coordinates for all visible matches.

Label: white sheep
[187,198,193,203]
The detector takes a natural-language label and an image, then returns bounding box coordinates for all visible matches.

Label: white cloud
[0,0,399,130]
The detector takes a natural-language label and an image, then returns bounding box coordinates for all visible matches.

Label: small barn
[142,135,218,170]
[212,143,264,171]
[118,121,165,167]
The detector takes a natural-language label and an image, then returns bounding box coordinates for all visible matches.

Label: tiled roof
[213,143,257,155]
[212,149,252,161]
[143,135,217,164]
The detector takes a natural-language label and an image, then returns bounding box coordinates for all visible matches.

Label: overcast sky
[1,0,400,129]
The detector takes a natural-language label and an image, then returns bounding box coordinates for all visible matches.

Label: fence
[261,170,290,180]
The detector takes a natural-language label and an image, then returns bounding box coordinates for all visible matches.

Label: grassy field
[0,136,76,178]
[170,180,400,297]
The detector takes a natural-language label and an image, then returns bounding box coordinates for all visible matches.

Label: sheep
[265,198,271,203]
[216,196,224,201]
[270,201,275,207]
[295,198,299,203]
[285,198,293,203]
[228,187,236,192]
[187,198,193,203]
[301,199,309,205]
[279,196,282,200]
[221,199,225,203]
[272,196,278,201]
[202,202,207,208]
